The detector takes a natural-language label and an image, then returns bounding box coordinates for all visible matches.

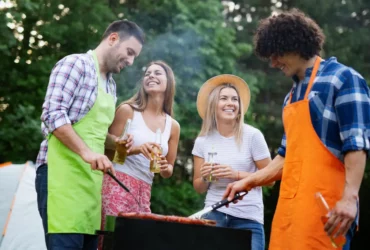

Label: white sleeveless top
[114,111,172,185]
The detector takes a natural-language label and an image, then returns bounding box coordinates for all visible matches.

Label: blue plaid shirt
[278,57,370,162]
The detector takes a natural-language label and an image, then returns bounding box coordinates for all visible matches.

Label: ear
[107,32,119,46]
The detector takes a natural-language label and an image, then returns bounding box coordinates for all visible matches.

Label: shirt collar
[292,56,337,83]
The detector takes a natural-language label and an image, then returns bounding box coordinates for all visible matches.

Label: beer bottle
[315,192,346,248]
[113,119,132,164]
[150,128,162,173]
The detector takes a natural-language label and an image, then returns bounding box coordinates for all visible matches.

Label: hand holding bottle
[150,128,163,173]
[315,192,347,248]
[113,119,132,164]
[158,155,171,175]
[211,164,237,179]
[115,134,134,153]
[204,151,218,182]
[200,162,214,182]
[134,142,161,160]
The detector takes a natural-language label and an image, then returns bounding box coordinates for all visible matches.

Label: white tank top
[114,110,172,185]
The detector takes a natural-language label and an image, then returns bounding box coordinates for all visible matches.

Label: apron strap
[91,50,113,94]
[304,56,322,100]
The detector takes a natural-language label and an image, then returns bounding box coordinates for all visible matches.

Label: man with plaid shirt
[224,9,370,249]
[35,20,144,250]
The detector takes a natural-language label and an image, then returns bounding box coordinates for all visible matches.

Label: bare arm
[105,133,118,151]
[53,124,90,157]
[53,124,115,174]
[193,156,211,194]
[249,154,284,187]
[160,119,180,178]
[251,130,275,186]
[105,104,134,159]
[223,154,285,200]
[254,157,275,187]
[211,158,272,183]
[325,150,366,237]
[342,150,366,202]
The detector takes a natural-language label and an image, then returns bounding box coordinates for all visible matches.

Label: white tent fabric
[0,162,46,250]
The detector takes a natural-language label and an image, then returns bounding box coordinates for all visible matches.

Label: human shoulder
[58,53,91,65]
[116,103,134,119]
[170,117,180,135]
[194,135,207,146]
[340,66,367,89]
[322,57,367,90]
[243,124,263,136]
[55,53,92,73]
[242,124,266,144]
[170,118,180,131]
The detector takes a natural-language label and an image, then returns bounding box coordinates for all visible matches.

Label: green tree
[0,0,116,163]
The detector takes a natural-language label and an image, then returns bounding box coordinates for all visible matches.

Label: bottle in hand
[315,192,346,248]
[205,150,218,183]
[150,128,162,173]
[113,119,132,165]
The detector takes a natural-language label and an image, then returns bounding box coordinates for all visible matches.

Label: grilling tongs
[188,191,248,219]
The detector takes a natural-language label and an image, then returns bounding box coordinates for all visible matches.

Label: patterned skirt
[99,172,151,249]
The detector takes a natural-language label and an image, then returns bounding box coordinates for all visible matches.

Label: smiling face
[143,64,168,94]
[216,87,240,122]
[269,53,307,79]
[106,35,142,74]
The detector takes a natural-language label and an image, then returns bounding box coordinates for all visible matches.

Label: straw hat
[196,74,250,119]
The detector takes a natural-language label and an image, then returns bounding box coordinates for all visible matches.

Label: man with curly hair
[223,8,370,249]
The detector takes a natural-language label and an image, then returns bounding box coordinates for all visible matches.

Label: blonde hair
[120,60,175,116]
[198,84,244,146]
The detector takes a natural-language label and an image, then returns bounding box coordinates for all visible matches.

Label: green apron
[47,51,115,234]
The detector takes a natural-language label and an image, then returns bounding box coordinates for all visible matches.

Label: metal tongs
[106,171,130,193]
[188,191,248,219]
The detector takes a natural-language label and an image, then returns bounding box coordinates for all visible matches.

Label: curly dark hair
[253,8,325,60]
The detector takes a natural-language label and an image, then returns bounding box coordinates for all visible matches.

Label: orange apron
[269,57,345,250]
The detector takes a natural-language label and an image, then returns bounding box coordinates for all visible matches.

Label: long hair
[121,60,175,117]
[198,84,244,147]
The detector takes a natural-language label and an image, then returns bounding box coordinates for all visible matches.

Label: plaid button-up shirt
[36,51,117,167]
[278,57,370,162]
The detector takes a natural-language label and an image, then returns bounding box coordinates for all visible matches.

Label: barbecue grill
[98,215,252,250]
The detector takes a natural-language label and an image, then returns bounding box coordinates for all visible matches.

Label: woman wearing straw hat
[192,74,273,250]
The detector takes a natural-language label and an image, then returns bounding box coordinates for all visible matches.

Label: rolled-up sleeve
[41,56,85,135]
[277,93,290,157]
[277,133,287,157]
[335,70,370,155]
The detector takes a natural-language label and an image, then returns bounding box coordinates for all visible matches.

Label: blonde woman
[101,60,180,226]
[192,75,273,250]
